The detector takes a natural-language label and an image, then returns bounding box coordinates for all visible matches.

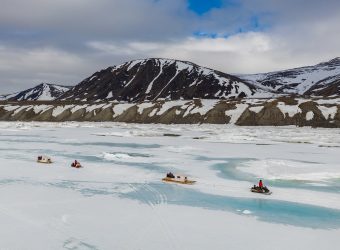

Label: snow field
[0,122,340,249]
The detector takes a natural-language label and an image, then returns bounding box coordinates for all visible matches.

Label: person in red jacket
[259,179,263,189]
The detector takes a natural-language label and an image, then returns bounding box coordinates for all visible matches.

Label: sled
[162,176,196,185]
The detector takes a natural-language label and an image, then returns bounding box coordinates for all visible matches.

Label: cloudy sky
[0,0,340,93]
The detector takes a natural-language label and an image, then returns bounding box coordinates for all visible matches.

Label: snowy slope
[59,58,268,102]
[238,57,340,96]
[0,83,71,101]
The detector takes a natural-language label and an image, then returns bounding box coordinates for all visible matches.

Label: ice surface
[238,159,340,181]
[0,122,340,249]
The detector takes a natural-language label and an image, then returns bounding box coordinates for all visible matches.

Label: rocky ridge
[0,97,339,127]
[238,57,340,96]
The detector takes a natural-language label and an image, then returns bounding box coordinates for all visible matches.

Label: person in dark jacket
[167,172,175,178]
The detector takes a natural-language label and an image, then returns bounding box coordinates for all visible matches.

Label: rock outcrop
[0,97,339,127]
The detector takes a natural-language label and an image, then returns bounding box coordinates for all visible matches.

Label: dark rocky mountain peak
[58,58,263,102]
[0,83,71,101]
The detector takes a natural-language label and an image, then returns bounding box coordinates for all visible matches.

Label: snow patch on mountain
[277,102,302,118]
[225,104,249,124]
[112,103,134,117]
[249,106,264,113]
[318,106,337,120]
[306,111,314,121]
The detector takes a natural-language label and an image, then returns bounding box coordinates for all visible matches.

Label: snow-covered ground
[0,122,340,249]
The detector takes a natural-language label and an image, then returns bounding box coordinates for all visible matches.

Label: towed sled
[251,186,272,195]
[71,162,82,168]
[162,173,196,185]
[37,156,52,164]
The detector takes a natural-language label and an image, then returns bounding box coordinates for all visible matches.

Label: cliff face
[0,97,339,127]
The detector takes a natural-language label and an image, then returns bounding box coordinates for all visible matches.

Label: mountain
[0,83,71,101]
[2,57,340,103]
[238,57,340,96]
[58,58,266,102]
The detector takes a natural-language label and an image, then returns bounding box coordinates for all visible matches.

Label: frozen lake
[0,122,340,249]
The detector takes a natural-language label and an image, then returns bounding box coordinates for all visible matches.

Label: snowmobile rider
[167,172,175,178]
[73,160,81,168]
[259,180,263,189]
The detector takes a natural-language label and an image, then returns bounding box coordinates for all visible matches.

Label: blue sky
[188,0,223,14]
[0,0,339,92]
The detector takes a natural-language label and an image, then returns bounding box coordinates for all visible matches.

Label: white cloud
[0,0,192,40]
[0,0,340,91]
[0,46,92,92]
[87,29,339,74]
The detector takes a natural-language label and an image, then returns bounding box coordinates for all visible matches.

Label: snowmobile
[251,185,272,195]
[37,156,52,164]
[162,173,196,185]
[71,162,82,168]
